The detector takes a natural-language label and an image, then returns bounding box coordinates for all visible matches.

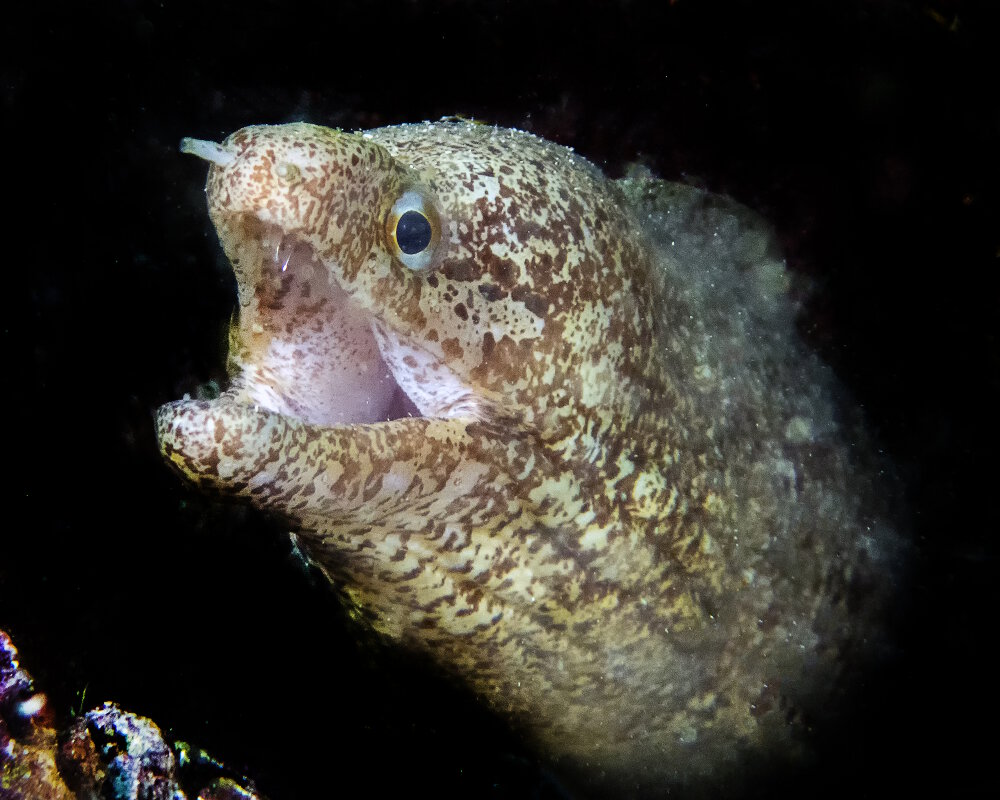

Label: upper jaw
[181,131,479,430]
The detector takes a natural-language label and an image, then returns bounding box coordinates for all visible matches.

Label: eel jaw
[220,216,423,427]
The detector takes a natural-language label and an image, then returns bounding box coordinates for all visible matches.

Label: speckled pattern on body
[157,121,898,791]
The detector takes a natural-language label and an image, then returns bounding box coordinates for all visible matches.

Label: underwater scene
[4,1,998,798]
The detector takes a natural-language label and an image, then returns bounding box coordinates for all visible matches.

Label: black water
[4,1,998,797]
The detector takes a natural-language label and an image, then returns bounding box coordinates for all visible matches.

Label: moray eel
[156,121,897,791]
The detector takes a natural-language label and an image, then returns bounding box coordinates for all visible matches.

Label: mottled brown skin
[157,122,896,791]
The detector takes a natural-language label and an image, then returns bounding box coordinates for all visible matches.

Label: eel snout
[179,130,422,428]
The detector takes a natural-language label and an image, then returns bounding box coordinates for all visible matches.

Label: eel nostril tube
[180,137,236,167]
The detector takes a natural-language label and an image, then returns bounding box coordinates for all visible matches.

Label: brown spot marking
[454,303,469,321]
[750,681,781,719]
[442,259,480,283]
[489,335,530,383]
[478,282,506,302]
[515,218,548,243]
[483,251,517,288]
[441,338,463,360]
[481,332,495,360]
[511,286,549,318]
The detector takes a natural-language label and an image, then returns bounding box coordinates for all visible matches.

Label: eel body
[157,121,897,790]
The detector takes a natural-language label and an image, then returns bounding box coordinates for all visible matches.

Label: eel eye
[387,190,441,270]
[397,210,432,254]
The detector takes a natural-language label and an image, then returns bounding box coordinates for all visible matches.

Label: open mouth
[221,217,422,428]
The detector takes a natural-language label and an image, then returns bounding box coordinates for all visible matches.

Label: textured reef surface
[154,120,901,795]
[0,629,266,800]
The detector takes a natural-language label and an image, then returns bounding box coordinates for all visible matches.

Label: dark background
[3,0,998,797]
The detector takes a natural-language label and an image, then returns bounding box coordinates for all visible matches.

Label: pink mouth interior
[228,228,421,427]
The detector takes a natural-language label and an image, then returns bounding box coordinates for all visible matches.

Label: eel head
[156,121,668,631]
